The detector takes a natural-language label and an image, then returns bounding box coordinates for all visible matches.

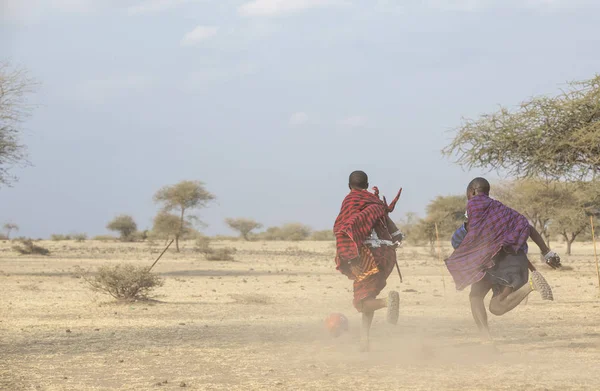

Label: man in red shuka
[333,170,403,352]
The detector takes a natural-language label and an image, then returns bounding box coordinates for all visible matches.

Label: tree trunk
[176,207,185,253]
[561,232,571,256]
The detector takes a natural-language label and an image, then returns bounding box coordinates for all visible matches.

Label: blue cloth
[451,223,468,249]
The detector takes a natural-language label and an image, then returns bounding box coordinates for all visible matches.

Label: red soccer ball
[325,313,348,337]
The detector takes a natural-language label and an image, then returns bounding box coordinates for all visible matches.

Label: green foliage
[72,233,87,242]
[154,180,215,252]
[444,75,600,180]
[495,179,600,254]
[412,195,467,247]
[257,223,312,241]
[77,264,163,301]
[12,239,50,256]
[106,215,138,242]
[152,212,191,241]
[225,218,262,240]
[310,229,335,241]
[51,234,71,241]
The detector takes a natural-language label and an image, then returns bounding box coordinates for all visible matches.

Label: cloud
[180,26,218,46]
[338,116,368,128]
[288,112,309,126]
[238,0,345,17]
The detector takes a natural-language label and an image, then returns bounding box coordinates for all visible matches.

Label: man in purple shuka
[446,178,561,342]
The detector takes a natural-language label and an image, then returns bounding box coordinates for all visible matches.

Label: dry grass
[1,240,599,390]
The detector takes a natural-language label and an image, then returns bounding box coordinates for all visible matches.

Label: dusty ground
[1,239,599,390]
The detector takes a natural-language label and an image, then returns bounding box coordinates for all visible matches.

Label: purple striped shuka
[445,194,530,290]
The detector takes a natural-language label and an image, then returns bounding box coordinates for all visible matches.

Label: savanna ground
[1,239,599,391]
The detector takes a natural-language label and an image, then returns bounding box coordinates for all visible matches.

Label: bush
[72,233,87,242]
[51,234,71,241]
[107,215,138,242]
[310,230,335,241]
[195,235,235,260]
[77,264,163,301]
[256,223,312,241]
[204,247,236,261]
[0,233,8,240]
[12,239,50,256]
[93,235,116,241]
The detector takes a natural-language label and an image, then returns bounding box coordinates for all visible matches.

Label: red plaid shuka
[334,189,400,309]
[445,194,531,290]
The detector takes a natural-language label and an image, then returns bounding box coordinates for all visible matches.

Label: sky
[1,0,599,238]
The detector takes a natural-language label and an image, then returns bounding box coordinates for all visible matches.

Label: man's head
[466,177,490,200]
[349,170,369,190]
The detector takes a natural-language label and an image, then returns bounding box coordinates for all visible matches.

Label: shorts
[485,251,529,297]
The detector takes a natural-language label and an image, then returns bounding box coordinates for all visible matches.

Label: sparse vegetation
[51,234,71,241]
[225,218,262,241]
[107,215,138,242]
[310,229,334,241]
[195,235,235,260]
[76,264,163,301]
[12,239,50,256]
[72,233,87,242]
[257,223,312,241]
[3,223,19,239]
[92,235,116,241]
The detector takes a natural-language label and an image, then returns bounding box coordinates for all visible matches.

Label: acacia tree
[152,212,192,244]
[443,75,600,181]
[225,218,262,240]
[3,222,18,239]
[493,180,567,245]
[107,215,137,241]
[550,182,600,255]
[413,195,466,247]
[154,180,215,252]
[0,62,38,186]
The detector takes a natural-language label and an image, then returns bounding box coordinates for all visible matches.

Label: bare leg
[360,311,375,352]
[489,283,533,316]
[469,280,493,341]
[358,298,387,352]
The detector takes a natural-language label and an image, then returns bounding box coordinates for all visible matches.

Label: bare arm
[529,225,550,255]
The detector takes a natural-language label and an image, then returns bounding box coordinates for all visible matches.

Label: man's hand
[543,250,562,269]
[391,230,404,244]
[348,256,362,278]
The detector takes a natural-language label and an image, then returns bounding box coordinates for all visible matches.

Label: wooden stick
[149,239,174,272]
[591,215,600,296]
[434,223,446,293]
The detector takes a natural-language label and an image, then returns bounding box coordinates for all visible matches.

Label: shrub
[310,230,335,241]
[204,247,236,261]
[0,233,8,240]
[72,233,87,242]
[107,215,138,242]
[12,239,50,256]
[225,218,262,240]
[77,264,163,301]
[51,234,71,241]
[195,235,235,261]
